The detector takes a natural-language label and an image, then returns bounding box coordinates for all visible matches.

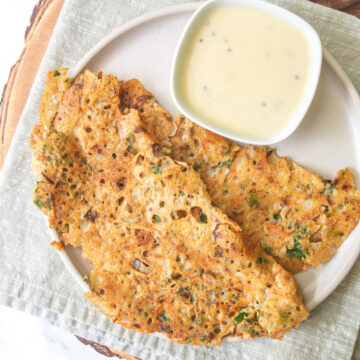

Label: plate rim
[52,1,360,313]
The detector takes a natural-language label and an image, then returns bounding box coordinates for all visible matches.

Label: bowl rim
[170,0,323,145]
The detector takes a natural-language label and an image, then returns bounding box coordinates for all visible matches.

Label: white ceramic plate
[50,2,360,312]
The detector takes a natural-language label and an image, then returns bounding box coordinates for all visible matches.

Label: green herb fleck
[285,210,291,219]
[286,237,306,259]
[265,247,273,254]
[246,191,259,208]
[200,212,208,224]
[193,160,202,172]
[53,70,61,77]
[152,215,161,223]
[214,327,221,334]
[249,329,260,335]
[179,190,185,196]
[112,153,117,159]
[323,183,337,196]
[34,198,52,210]
[144,312,149,317]
[153,165,162,174]
[162,147,171,155]
[218,159,231,168]
[159,313,171,322]
[233,310,249,324]
[273,213,280,221]
[257,257,263,264]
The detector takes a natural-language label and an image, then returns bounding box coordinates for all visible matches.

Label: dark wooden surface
[0,0,359,358]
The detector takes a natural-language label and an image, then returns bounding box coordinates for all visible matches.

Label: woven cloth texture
[0,1,359,359]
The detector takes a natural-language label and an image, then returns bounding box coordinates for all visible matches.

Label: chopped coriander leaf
[34,198,43,208]
[187,338,193,343]
[179,190,185,196]
[152,215,161,223]
[246,191,259,208]
[112,153,117,159]
[200,212,208,224]
[233,310,249,324]
[214,327,221,334]
[53,70,61,77]
[323,183,337,196]
[249,329,260,335]
[285,210,291,219]
[193,160,202,172]
[265,247,273,254]
[159,313,171,322]
[144,312,149,317]
[256,257,263,264]
[153,165,162,174]
[218,159,231,168]
[286,238,306,259]
[273,213,280,220]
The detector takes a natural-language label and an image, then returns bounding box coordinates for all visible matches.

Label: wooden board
[0,0,359,358]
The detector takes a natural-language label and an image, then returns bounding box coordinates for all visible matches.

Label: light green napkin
[0,1,359,359]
